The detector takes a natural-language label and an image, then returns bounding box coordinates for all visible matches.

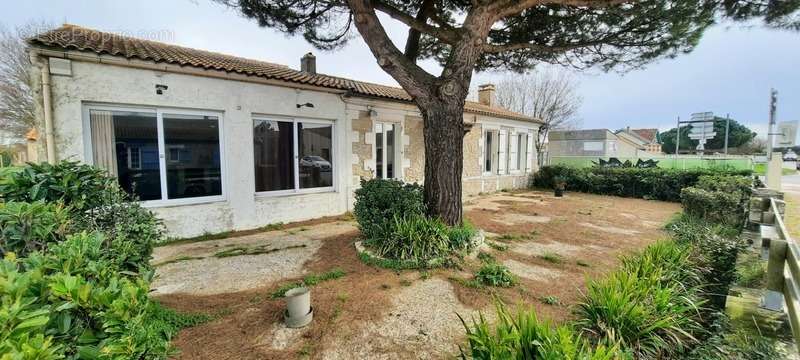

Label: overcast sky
[5,0,799,137]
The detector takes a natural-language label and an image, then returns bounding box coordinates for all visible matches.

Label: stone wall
[404,115,425,183]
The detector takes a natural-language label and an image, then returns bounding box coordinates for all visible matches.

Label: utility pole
[724,113,730,155]
[768,89,778,159]
[675,116,680,156]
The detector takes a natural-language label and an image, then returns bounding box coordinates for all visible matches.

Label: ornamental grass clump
[354,179,477,267]
[459,302,628,359]
[575,241,706,358]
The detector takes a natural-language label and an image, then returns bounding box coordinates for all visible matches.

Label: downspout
[31,52,56,163]
[40,57,56,163]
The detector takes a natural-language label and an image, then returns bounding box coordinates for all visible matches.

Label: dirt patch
[503,259,565,282]
[491,213,552,226]
[158,191,680,359]
[579,222,640,236]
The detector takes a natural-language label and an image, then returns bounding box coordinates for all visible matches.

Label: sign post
[687,112,717,154]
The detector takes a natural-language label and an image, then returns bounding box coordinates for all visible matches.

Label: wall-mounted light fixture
[296,102,315,109]
[367,106,378,117]
[155,84,168,95]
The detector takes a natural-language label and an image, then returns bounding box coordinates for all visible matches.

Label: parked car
[784,150,798,161]
[300,155,331,171]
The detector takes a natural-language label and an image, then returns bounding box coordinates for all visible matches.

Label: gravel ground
[321,278,485,360]
[503,259,565,282]
[151,222,357,296]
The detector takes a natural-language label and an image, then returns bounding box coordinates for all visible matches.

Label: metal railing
[761,196,800,351]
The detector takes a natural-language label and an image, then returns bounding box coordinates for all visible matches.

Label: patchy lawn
[152,190,679,359]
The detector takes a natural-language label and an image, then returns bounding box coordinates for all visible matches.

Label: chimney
[301,52,316,74]
[478,84,496,107]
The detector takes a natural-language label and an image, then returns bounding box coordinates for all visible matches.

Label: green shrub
[576,241,705,358]
[475,263,517,287]
[667,214,746,311]
[460,302,629,359]
[0,201,69,257]
[532,165,752,202]
[684,317,781,360]
[680,187,746,229]
[353,178,425,241]
[355,179,477,267]
[0,161,117,211]
[0,233,202,359]
[0,162,163,272]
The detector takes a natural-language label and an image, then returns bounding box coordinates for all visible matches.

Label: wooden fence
[755,190,800,351]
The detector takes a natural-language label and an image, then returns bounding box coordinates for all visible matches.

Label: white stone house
[27,25,542,237]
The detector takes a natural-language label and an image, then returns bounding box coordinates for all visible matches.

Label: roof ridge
[29,25,540,123]
[34,24,290,70]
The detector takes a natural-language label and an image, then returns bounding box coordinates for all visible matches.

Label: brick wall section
[351,110,373,182]
[403,115,425,183]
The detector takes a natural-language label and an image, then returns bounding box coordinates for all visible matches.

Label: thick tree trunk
[420,100,465,226]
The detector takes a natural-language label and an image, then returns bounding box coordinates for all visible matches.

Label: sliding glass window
[254,119,295,192]
[87,106,224,205]
[253,117,334,194]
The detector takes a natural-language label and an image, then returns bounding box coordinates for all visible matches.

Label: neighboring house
[548,129,645,158]
[616,127,662,154]
[25,25,542,237]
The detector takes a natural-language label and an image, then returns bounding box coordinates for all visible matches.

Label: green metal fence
[548,155,754,170]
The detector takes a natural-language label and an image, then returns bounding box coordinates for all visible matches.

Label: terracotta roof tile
[30,25,540,123]
[630,128,658,143]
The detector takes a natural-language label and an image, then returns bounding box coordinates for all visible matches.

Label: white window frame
[497,129,508,175]
[508,131,520,173]
[127,147,142,170]
[373,121,400,180]
[482,130,494,175]
[82,104,227,207]
[252,115,336,197]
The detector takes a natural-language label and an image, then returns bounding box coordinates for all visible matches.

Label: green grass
[753,163,797,176]
[735,251,766,288]
[475,263,517,287]
[153,255,206,266]
[487,241,509,251]
[539,252,563,264]
[269,268,346,298]
[213,244,306,258]
[477,251,496,263]
[541,296,560,305]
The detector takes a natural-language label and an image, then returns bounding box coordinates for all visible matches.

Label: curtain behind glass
[90,110,118,177]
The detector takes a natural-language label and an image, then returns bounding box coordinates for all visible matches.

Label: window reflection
[298,122,333,189]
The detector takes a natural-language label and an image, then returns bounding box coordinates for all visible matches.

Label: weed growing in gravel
[541,296,560,305]
[576,260,591,267]
[487,242,508,251]
[540,252,563,264]
[214,244,307,258]
[475,263,517,287]
[477,251,496,263]
[269,268,346,298]
[154,255,206,266]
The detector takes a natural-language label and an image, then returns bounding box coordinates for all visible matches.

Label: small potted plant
[553,176,566,197]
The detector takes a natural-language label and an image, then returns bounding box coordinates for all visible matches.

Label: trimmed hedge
[532,165,753,202]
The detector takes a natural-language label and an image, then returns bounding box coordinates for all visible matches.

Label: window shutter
[526,132,534,172]
[498,130,507,174]
[508,131,518,171]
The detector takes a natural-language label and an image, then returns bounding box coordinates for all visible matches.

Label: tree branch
[346,0,437,98]
[404,0,436,61]
[489,0,631,19]
[373,0,458,44]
